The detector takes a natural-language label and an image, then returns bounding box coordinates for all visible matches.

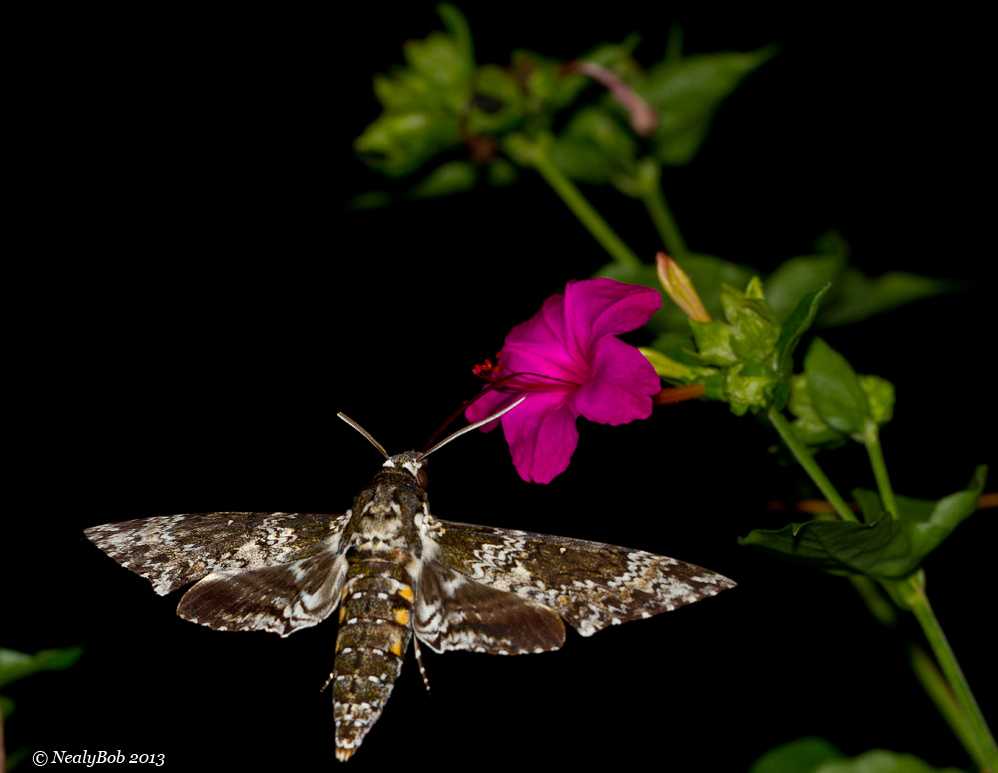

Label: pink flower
[466,278,662,483]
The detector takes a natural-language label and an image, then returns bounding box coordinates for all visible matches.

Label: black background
[6,4,994,771]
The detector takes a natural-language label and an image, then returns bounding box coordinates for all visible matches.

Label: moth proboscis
[85,403,735,761]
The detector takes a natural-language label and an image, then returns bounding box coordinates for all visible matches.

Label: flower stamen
[472,352,502,380]
[471,356,582,392]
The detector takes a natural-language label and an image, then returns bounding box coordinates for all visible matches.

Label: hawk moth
[84,406,735,761]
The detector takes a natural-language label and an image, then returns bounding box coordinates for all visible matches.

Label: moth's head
[383,450,429,489]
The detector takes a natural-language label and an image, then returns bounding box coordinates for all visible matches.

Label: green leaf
[853,486,885,524]
[816,268,958,327]
[749,737,845,773]
[1,693,14,721]
[354,111,462,177]
[740,466,987,578]
[403,30,472,92]
[640,46,776,166]
[639,346,712,381]
[579,34,642,67]
[773,286,830,410]
[723,358,781,416]
[345,190,394,210]
[648,332,703,368]
[721,279,780,360]
[612,155,659,198]
[857,465,987,565]
[787,371,893,449]
[485,157,518,186]
[787,374,849,449]
[505,50,556,107]
[739,514,909,577]
[803,337,868,435]
[763,231,954,328]
[859,375,894,426]
[767,255,846,323]
[371,71,433,113]
[0,646,84,690]
[405,161,479,200]
[436,3,475,69]
[789,418,848,449]
[688,318,738,365]
[467,65,525,136]
[551,105,638,185]
[815,749,965,773]
[356,9,475,179]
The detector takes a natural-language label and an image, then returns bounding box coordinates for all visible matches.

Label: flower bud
[656,252,711,322]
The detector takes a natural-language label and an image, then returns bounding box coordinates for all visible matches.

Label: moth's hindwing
[84,511,350,596]
[414,559,565,655]
[176,550,348,636]
[420,515,736,637]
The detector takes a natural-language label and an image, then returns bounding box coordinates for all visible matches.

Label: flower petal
[574,335,660,425]
[464,279,662,482]
[500,392,579,483]
[500,294,586,383]
[563,278,661,347]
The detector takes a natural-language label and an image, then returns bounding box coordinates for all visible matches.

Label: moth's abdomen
[332,560,416,761]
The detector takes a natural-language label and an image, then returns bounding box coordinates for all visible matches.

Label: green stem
[767,406,858,523]
[849,575,897,628]
[641,185,688,258]
[851,575,987,769]
[908,644,990,771]
[530,140,642,268]
[903,578,998,772]
[863,421,898,519]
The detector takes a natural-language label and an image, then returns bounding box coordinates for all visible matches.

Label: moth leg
[412,636,432,697]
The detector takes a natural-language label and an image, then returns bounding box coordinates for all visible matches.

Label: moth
[85,403,735,761]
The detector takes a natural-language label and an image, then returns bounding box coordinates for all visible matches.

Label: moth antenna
[421,396,526,459]
[336,413,390,459]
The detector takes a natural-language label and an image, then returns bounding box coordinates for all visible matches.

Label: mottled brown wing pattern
[83,469,736,763]
[176,549,348,637]
[84,511,349,595]
[421,515,736,637]
[414,559,566,655]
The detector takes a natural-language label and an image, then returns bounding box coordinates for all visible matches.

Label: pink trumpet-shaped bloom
[466,278,662,483]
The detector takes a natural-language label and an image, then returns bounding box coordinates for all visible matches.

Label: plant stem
[849,575,897,627]
[530,141,642,268]
[641,185,688,258]
[908,643,990,771]
[767,406,858,523]
[903,578,998,772]
[863,421,898,519]
[852,575,987,769]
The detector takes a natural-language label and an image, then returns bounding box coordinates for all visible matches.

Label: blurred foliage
[2,647,83,770]
[749,737,966,773]
[353,3,771,200]
[353,6,954,331]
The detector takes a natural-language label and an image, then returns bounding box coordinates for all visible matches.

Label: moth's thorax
[344,458,429,559]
